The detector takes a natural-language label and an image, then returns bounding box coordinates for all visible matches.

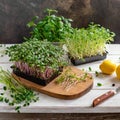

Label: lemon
[116,65,120,79]
[99,59,116,75]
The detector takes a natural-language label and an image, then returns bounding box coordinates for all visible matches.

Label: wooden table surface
[0,44,120,114]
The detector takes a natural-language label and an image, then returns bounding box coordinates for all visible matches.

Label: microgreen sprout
[0,67,39,113]
[0,96,3,101]
[55,67,90,90]
[3,86,7,90]
[88,67,92,72]
[95,71,99,77]
[65,23,115,59]
[80,73,88,82]
[97,83,102,87]
[6,40,68,73]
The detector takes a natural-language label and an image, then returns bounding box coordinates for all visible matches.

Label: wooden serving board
[12,66,93,99]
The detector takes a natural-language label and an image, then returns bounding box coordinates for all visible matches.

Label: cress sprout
[65,22,115,59]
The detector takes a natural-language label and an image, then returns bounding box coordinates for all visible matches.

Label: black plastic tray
[70,52,107,66]
[13,69,59,86]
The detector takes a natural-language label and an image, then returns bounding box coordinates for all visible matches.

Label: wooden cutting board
[12,66,93,99]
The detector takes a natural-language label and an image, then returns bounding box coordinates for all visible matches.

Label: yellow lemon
[116,65,120,79]
[99,59,116,75]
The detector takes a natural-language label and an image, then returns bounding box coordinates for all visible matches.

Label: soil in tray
[13,68,60,86]
[70,52,107,65]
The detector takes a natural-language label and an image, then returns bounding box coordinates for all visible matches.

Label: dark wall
[0,0,120,43]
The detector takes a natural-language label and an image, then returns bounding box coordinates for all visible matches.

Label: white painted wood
[0,44,120,113]
[106,44,120,55]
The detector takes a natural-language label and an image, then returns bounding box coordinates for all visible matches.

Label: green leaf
[3,86,7,91]
[25,9,73,42]
[0,96,3,102]
[97,83,102,87]
[0,68,39,112]
[27,21,36,28]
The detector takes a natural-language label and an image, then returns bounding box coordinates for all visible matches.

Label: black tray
[70,52,107,65]
[13,69,59,86]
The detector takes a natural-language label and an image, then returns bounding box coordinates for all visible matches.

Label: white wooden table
[0,44,120,113]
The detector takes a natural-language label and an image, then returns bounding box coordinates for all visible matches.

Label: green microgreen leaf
[0,96,3,102]
[4,98,9,103]
[3,86,7,90]
[95,71,99,77]
[88,67,92,71]
[97,83,102,87]
[0,67,39,113]
[0,93,4,95]
[6,40,68,74]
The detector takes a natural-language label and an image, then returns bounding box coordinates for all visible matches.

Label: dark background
[0,0,120,43]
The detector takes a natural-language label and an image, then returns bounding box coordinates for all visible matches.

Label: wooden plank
[0,89,120,113]
[106,44,120,55]
[0,113,120,120]
[0,44,120,113]
[12,66,93,100]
